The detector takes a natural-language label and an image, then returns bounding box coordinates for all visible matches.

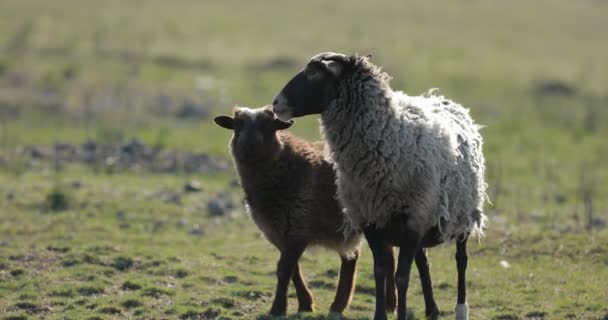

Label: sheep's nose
[272,97,279,106]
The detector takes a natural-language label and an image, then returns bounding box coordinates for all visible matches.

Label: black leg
[292,262,314,312]
[363,225,390,320]
[455,234,469,320]
[395,220,421,320]
[385,245,397,313]
[269,242,307,316]
[415,249,439,319]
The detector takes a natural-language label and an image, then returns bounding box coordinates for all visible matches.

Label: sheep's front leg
[269,242,307,316]
[329,249,359,314]
[363,225,391,320]
[292,261,314,312]
[455,234,469,320]
[415,249,439,319]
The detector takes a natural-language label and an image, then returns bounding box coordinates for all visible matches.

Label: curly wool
[321,57,487,241]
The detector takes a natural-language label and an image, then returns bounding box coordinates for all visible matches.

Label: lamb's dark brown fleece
[214,106,362,316]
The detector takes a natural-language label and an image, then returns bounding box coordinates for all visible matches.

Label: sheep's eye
[306,68,322,80]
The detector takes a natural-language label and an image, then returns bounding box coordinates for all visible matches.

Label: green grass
[0,170,606,319]
[0,0,607,319]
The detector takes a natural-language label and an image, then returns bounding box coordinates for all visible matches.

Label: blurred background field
[0,0,607,319]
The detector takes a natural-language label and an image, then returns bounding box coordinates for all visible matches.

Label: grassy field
[1,0,607,319]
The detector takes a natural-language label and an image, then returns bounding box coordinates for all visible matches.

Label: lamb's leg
[455,234,469,320]
[363,225,390,320]
[292,262,314,312]
[329,249,359,314]
[415,249,439,319]
[395,223,421,320]
[269,242,307,316]
[385,245,397,313]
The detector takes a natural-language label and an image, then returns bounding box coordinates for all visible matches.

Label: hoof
[386,300,396,314]
[298,304,314,313]
[425,306,440,320]
[327,311,343,320]
[269,306,286,317]
[455,303,469,320]
[373,312,389,320]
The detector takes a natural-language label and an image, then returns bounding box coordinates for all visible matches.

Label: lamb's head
[213,106,293,162]
[272,52,354,121]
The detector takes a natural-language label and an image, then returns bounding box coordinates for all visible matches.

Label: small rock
[207,198,226,216]
[121,138,145,156]
[159,190,181,205]
[183,180,202,193]
[177,218,189,227]
[591,217,606,230]
[7,192,14,200]
[116,211,127,220]
[176,100,208,120]
[81,139,98,152]
[71,180,82,189]
[500,260,510,269]
[188,224,205,236]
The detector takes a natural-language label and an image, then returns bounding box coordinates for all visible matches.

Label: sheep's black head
[272,52,353,121]
[213,106,293,161]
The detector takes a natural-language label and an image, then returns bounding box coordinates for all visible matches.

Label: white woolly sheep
[272,53,488,320]
[213,106,363,316]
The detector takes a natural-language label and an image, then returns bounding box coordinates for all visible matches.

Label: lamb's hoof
[327,311,344,320]
[455,303,469,320]
[268,306,286,317]
[298,303,314,313]
[386,299,397,313]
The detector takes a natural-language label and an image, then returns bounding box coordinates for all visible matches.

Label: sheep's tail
[470,209,488,241]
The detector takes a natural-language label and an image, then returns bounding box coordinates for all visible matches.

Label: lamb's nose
[272,98,279,106]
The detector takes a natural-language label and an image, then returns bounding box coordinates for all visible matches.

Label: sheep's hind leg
[455,234,469,320]
[329,249,359,314]
[385,245,397,313]
[292,262,314,312]
[415,249,439,319]
[269,242,307,316]
[363,225,391,320]
[395,221,421,320]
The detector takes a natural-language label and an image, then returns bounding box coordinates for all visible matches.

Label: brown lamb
[213,106,363,316]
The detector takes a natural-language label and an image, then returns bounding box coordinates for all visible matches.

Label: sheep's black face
[273,52,350,121]
[213,106,293,162]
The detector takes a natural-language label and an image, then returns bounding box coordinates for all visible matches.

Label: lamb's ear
[213,116,234,130]
[321,59,343,77]
[273,119,293,130]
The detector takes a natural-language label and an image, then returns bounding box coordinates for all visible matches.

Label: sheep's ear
[273,119,293,130]
[321,59,343,77]
[213,116,234,130]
